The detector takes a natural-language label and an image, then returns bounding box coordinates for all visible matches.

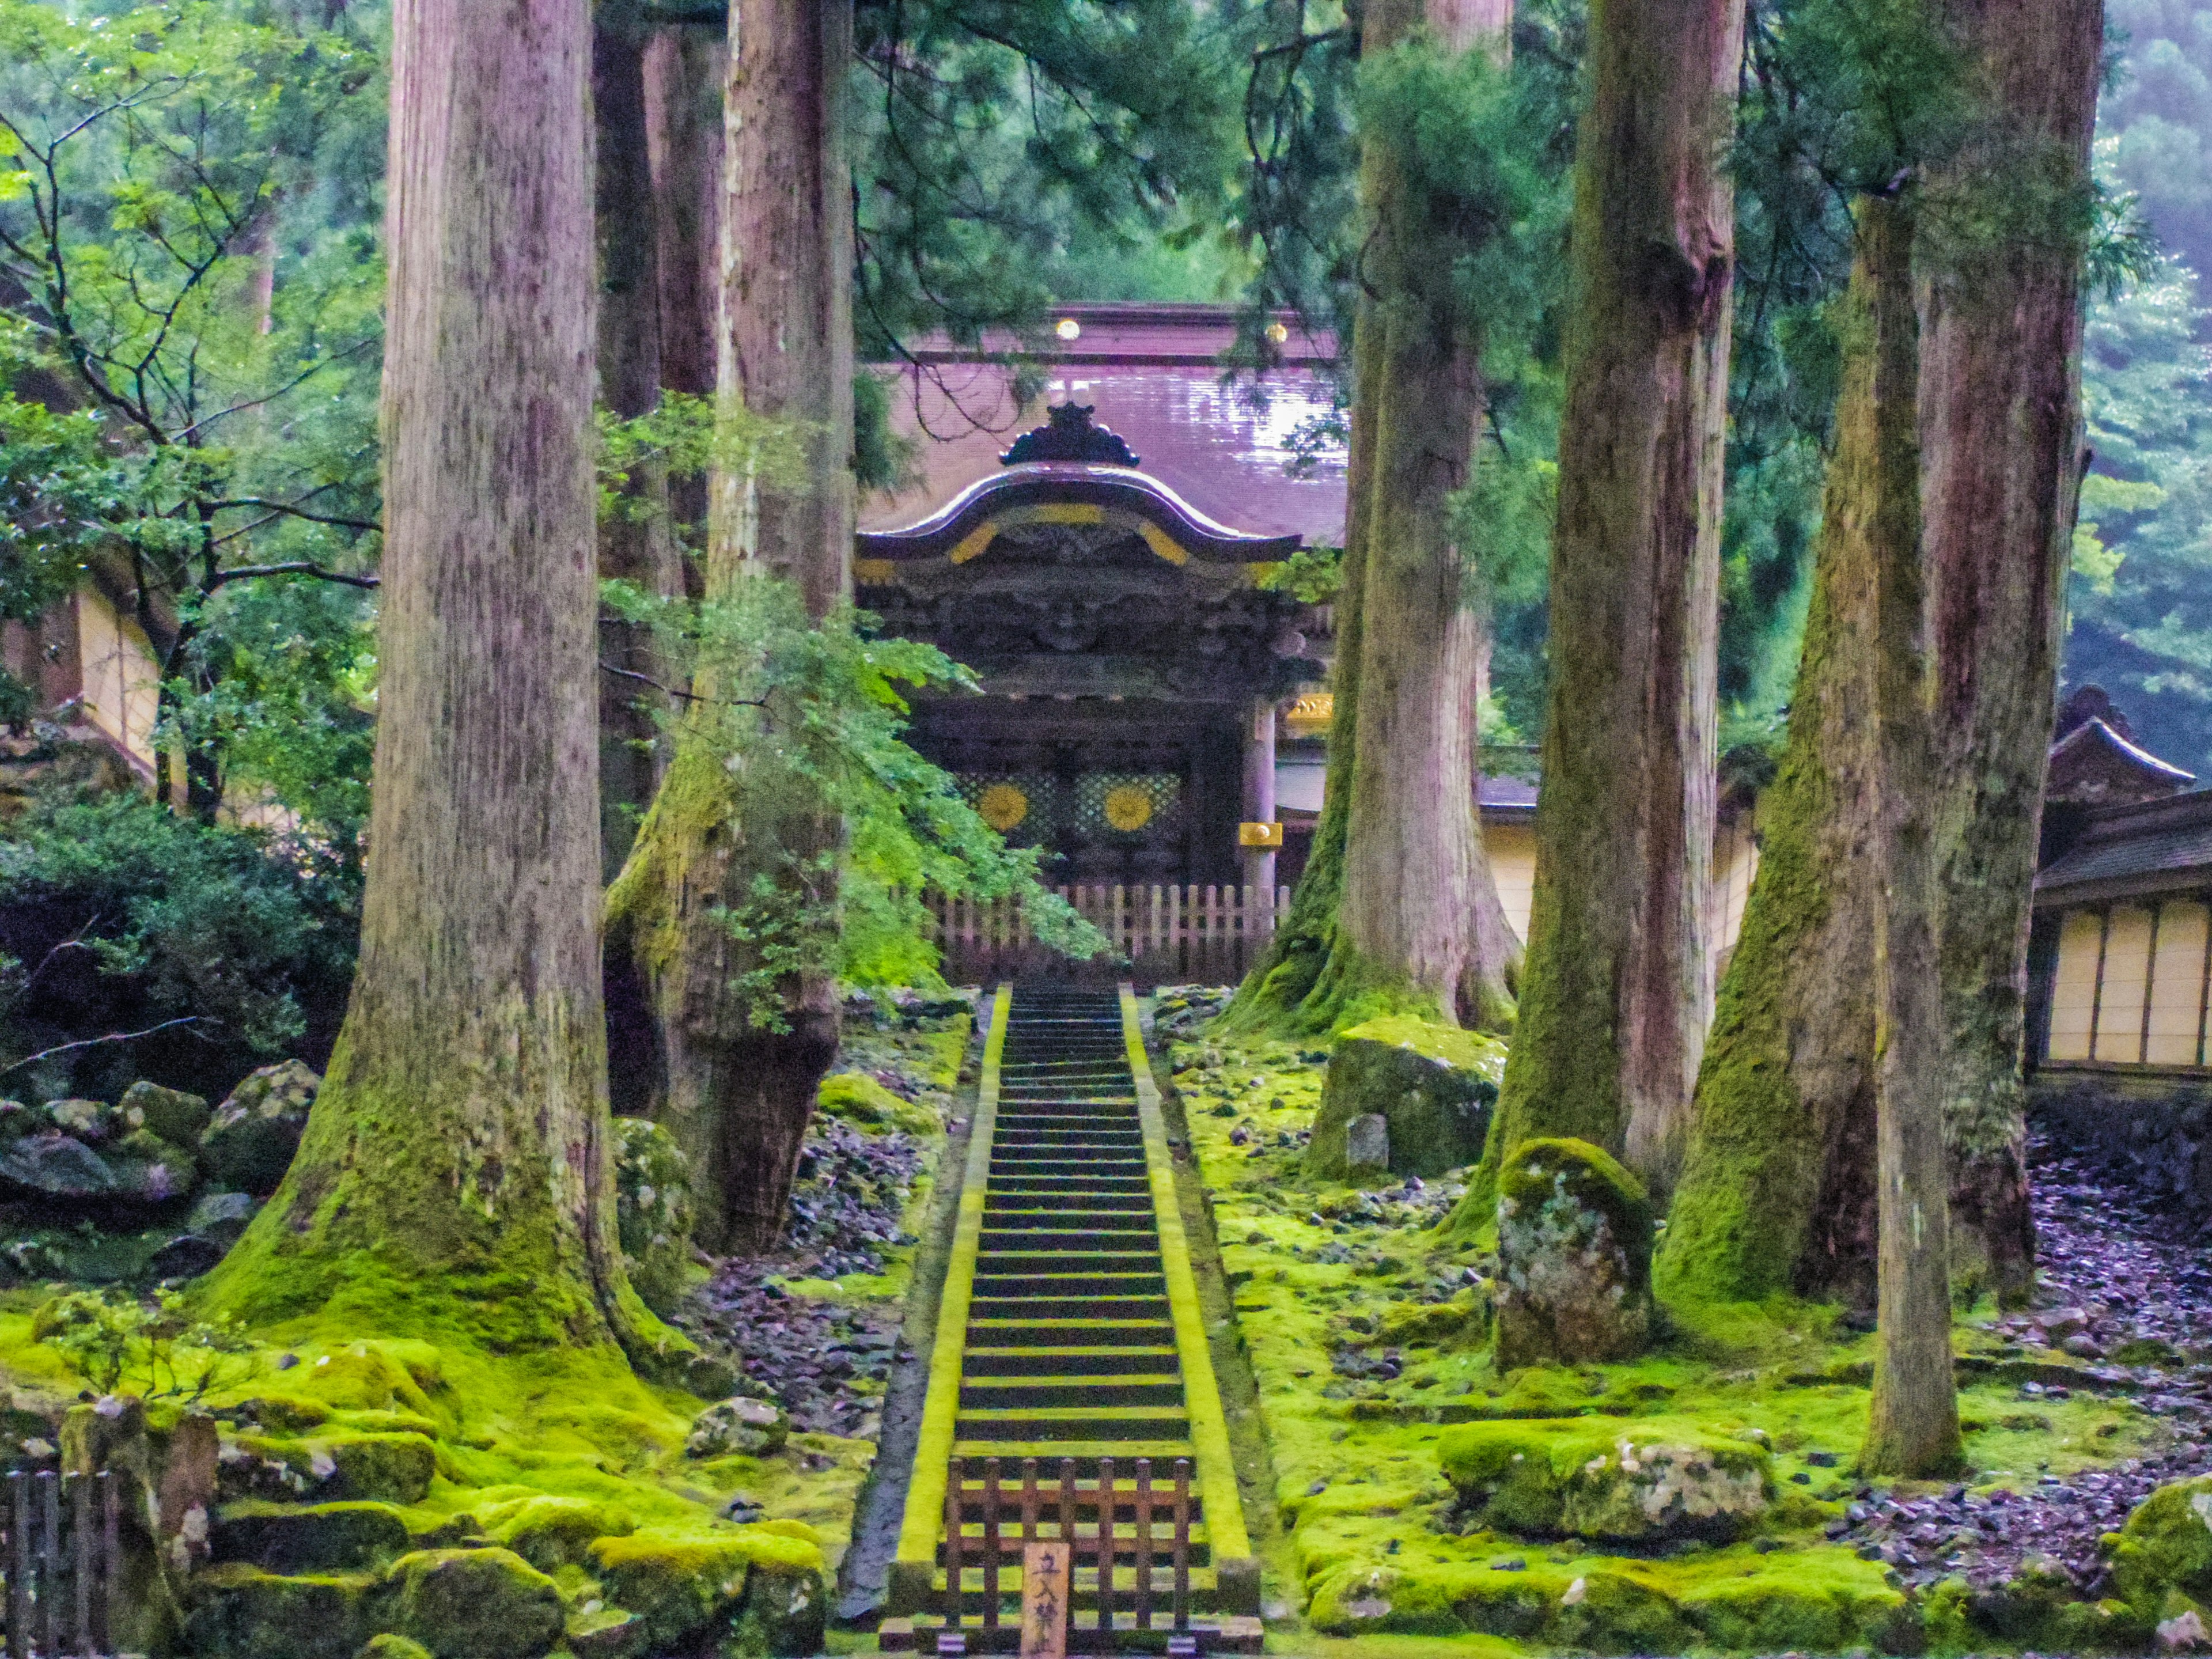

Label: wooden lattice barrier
[4,1471,124,1659]
[925,886,1288,988]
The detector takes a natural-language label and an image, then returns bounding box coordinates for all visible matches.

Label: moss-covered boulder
[565,1605,649,1659]
[187,1563,376,1659]
[1306,1564,1467,1636]
[728,1560,828,1656]
[324,1432,439,1503]
[1494,1137,1654,1365]
[213,1501,416,1573]
[1439,1418,1771,1542]
[1307,1018,1505,1184]
[586,1531,758,1652]
[119,1080,213,1149]
[816,1071,937,1137]
[202,1060,320,1195]
[612,1118,694,1315]
[2108,1473,2212,1612]
[1554,1570,1695,1656]
[477,1494,635,1572]
[687,1396,787,1459]
[382,1547,564,1659]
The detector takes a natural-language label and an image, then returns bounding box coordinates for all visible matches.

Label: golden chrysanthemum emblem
[978,782,1029,832]
[1103,783,1155,832]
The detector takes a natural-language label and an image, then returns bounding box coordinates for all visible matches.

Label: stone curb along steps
[883,984,1259,1652]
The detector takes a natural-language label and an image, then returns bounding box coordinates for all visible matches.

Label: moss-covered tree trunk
[1858,192,1963,1479]
[643,19,722,563]
[1482,0,1739,1202]
[596,0,684,878]
[207,0,663,1358]
[1320,0,1519,1034]
[1920,0,2102,1303]
[1652,290,1883,1310]
[606,0,855,1255]
[1221,316,1378,1036]
[645,22,721,404]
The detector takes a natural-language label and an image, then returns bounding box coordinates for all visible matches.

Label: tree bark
[596,0,684,880]
[1858,193,1963,1479]
[1221,304,1374,1035]
[645,23,722,403]
[608,0,854,1255]
[1920,0,2102,1304]
[1483,0,1738,1199]
[643,20,723,570]
[1322,0,1521,1032]
[207,0,663,1358]
[1653,310,1883,1310]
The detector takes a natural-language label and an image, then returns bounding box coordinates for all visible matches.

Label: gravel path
[1840,1131,2212,1594]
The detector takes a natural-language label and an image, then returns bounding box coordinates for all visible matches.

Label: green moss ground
[0,1013,975,1656]
[1168,1027,2162,1655]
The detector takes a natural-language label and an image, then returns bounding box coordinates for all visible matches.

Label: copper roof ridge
[856,462,1303,563]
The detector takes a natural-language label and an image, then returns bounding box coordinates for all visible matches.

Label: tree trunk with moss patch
[1222,323,1377,1036]
[1320,0,1520,1034]
[1483,0,1737,1202]
[1239,0,1517,1038]
[596,0,684,879]
[643,20,722,563]
[607,0,854,1254]
[1920,0,2101,1305]
[1652,286,1883,1309]
[1858,193,1963,1480]
[206,0,666,1359]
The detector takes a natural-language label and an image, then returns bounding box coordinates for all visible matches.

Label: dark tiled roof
[2037,789,2212,899]
[865,305,1347,546]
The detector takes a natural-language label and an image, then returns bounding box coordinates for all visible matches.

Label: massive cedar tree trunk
[596,0,684,878]
[1236,0,1517,1036]
[1222,306,1374,1034]
[1920,0,2102,1302]
[645,22,722,404]
[207,0,662,1356]
[1480,0,1739,1202]
[607,0,855,1254]
[1652,301,1884,1310]
[643,18,724,571]
[1319,0,1520,1032]
[1857,194,1963,1477]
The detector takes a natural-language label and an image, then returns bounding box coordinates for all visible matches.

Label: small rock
[200,1060,320,1195]
[685,1395,787,1458]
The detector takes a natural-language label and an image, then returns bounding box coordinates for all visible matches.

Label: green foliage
[2103,0,2212,301]
[604,575,1105,1010]
[2067,249,2212,771]
[0,0,385,808]
[32,1285,255,1400]
[0,793,359,1059]
[851,2,1240,350]
[1254,543,1343,604]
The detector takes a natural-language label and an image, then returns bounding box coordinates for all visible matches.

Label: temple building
[862,302,1763,980]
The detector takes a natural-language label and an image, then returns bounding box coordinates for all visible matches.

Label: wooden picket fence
[5,1470,124,1658]
[926,885,1289,987]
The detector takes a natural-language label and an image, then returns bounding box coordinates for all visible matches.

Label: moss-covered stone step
[211,1499,423,1573]
[973,1283,1168,1309]
[980,1209,1155,1230]
[970,1293,1171,1320]
[960,1376,1186,1411]
[976,1247,1162,1273]
[1438,1416,1773,1543]
[957,1405,1191,1442]
[964,1354,1185,1380]
[948,1440,1196,1469]
[986,1191,1153,1213]
[966,1318,1175,1347]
